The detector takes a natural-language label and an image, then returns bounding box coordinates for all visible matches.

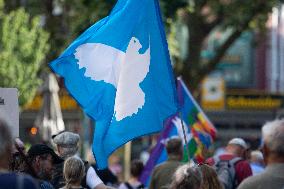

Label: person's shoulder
[21,174,39,188]
[154,162,166,169]
[0,172,39,189]
[235,159,250,167]
[153,160,183,174]
[237,173,265,189]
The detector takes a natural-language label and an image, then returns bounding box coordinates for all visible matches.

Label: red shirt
[206,153,252,185]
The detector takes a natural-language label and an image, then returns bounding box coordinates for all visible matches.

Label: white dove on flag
[74,37,150,121]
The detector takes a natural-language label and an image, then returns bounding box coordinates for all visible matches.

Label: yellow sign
[226,95,283,110]
[24,91,80,111]
[201,77,225,110]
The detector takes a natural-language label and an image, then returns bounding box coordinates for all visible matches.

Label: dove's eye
[134,39,136,43]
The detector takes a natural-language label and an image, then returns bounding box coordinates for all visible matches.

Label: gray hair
[63,156,85,189]
[170,163,202,189]
[0,120,13,158]
[262,119,284,156]
[250,150,263,161]
[59,146,78,159]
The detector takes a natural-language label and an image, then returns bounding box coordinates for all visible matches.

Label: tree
[36,0,279,90]
[0,0,49,107]
[161,0,279,90]
[5,0,115,63]
[5,0,279,91]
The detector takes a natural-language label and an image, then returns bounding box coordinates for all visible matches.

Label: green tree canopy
[5,0,279,91]
[0,0,49,106]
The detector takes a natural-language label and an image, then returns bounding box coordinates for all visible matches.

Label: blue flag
[50,0,177,168]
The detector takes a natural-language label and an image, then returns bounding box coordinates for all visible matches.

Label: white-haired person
[60,156,86,189]
[238,119,284,189]
[169,163,202,189]
[249,150,265,175]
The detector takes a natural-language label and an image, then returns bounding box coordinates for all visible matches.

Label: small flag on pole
[140,77,216,185]
[50,0,178,169]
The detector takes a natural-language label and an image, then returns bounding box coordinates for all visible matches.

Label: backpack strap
[213,156,221,166]
[124,182,133,189]
[229,157,243,188]
[82,160,91,189]
[229,157,242,166]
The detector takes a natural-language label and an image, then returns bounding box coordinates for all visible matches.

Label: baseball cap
[228,138,248,149]
[28,144,63,164]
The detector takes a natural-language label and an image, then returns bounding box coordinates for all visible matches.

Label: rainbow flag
[140,77,216,185]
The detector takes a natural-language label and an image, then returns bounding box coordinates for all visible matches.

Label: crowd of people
[149,119,284,189]
[0,118,283,189]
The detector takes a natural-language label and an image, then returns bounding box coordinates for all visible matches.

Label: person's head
[52,131,80,159]
[130,159,144,178]
[63,156,85,188]
[170,164,202,189]
[226,138,248,158]
[261,119,284,164]
[250,150,264,166]
[12,138,26,154]
[27,144,63,180]
[165,137,183,160]
[199,164,223,189]
[9,137,27,172]
[0,120,13,169]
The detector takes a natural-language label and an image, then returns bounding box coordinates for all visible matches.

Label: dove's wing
[75,43,125,87]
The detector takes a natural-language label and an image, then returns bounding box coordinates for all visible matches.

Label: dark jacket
[51,160,90,189]
[149,156,183,189]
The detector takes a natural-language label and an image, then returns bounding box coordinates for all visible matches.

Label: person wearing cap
[25,144,63,189]
[238,119,284,189]
[206,138,252,188]
[52,131,107,189]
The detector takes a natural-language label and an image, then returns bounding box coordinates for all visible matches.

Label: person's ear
[35,156,41,167]
[262,144,269,165]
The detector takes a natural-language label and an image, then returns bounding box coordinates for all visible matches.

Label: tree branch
[198,3,267,77]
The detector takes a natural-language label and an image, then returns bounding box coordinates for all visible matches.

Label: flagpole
[179,111,191,162]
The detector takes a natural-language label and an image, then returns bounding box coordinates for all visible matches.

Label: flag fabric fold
[140,77,216,185]
[50,0,177,169]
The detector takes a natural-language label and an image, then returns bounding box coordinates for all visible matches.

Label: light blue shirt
[250,163,265,175]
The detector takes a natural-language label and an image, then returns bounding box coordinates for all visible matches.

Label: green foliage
[16,0,115,62]
[0,2,49,107]
[162,0,279,89]
[3,0,279,91]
